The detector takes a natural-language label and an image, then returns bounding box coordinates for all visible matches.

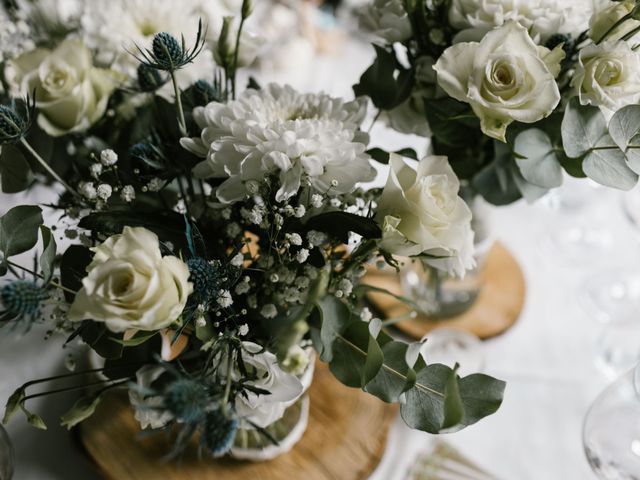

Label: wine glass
[583,364,640,479]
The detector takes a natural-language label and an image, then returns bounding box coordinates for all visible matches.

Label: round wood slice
[79,363,396,480]
[363,242,525,340]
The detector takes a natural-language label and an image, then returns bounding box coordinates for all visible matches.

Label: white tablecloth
[1,34,631,480]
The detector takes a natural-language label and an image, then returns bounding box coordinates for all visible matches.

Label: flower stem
[22,378,127,403]
[221,346,234,419]
[6,260,77,295]
[170,71,188,137]
[231,16,247,100]
[596,12,634,44]
[20,138,79,198]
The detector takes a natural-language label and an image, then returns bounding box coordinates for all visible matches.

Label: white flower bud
[100,149,118,166]
[120,185,135,203]
[294,205,306,218]
[260,304,277,318]
[89,163,103,178]
[217,290,233,308]
[311,194,323,208]
[296,248,310,263]
[230,252,244,267]
[79,182,97,200]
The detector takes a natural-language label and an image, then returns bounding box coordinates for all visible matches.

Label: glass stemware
[584,364,640,479]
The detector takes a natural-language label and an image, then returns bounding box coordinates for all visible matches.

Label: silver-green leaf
[514,129,563,188]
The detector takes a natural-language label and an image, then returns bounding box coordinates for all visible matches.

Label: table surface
[0,32,631,480]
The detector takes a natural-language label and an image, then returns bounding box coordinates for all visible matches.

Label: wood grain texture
[364,242,525,340]
[79,362,396,480]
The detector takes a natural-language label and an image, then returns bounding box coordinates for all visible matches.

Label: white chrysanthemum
[182,84,375,203]
[77,0,228,90]
[449,0,595,41]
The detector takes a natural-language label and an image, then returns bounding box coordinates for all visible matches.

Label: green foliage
[0,205,43,274]
[60,394,103,430]
[79,321,124,360]
[513,129,563,188]
[353,45,414,111]
[305,211,381,243]
[0,144,31,193]
[39,226,56,281]
[59,244,92,302]
[424,97,480,147]
[367,147,418,165]
[609,104,640,174]
[78,210,190,251]
[561,99,637,189]
[2,387,25,424]
[311,296,505,434]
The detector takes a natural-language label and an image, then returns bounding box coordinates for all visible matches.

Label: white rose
[375,154,475,277]
[7,39,118,137]
[589,0,640,43]
[433,21,562,142]
[449,0,593,41]
[572,41,640,117]
[358,0,412,43]
[68,226,193,333]
[234,342,303,429]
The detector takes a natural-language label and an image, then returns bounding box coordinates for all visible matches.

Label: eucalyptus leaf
[442,364,464,429]
[329,321,383,388]
[400,364,505,433]
[39,226,56,281]
[0,144,31,193]
[561,99,607,158]
[60,394,102,429]
[315,296,354,362]
[365,341,417,403]
[513,129,563,188]
[609,105,640,174]
[583,134,638,190]
[0,205,43,265]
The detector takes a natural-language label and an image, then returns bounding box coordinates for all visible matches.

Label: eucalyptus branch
[22,378,126,403]
[334,333,444,398]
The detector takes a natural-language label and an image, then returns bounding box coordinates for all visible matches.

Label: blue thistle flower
[152,32,184,70]
[0,100,33,145]
[0,280,48,324]
[130,20,207,73]
[187,257,221,305]
[163,378,210,423]
[201,409,238,457]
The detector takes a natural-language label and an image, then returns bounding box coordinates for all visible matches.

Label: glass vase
[583,363,640,478]
[400,192,493,319]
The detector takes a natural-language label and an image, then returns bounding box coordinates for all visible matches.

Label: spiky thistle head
[0,280,48,324]
[130,20,207,73]
[129,142,166,170]
[187,257,221,305]
[163,378,211,424]
[201,409,238,458]
[0,95,35,145]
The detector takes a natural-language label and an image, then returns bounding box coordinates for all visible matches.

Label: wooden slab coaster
[79,362,397,480]
[363,242,525,340]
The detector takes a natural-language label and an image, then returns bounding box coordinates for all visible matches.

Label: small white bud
[230,252,244,267]
[89,163,103,178]
[120,185,135,202]
[100,149,118,166]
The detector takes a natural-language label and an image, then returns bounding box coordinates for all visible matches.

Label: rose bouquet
[0,0,504,462]
[356,0,640,205]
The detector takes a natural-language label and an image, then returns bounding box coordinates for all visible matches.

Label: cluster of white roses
[361,0,640,141]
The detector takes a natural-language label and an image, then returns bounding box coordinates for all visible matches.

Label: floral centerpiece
[0,0,504,462]
[356,0,640,315]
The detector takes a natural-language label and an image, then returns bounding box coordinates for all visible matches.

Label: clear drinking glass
[583,364,640,479]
